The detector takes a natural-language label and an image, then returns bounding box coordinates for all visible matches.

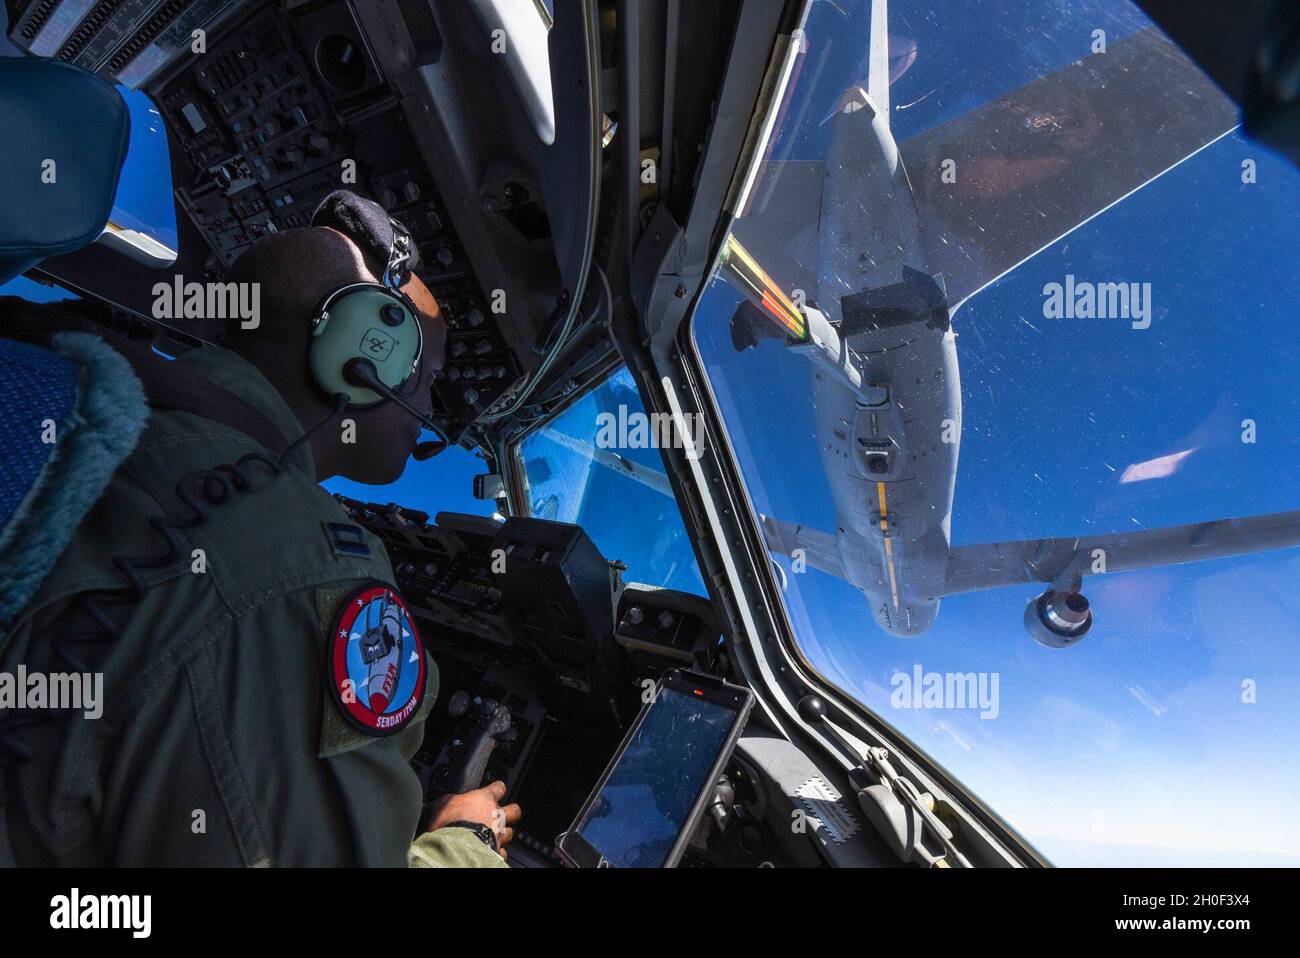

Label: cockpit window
[517,366,705,596]
[111,88,178,254]
[467,0,556,144]
[325,445,498,521]
[691,0,1300,865]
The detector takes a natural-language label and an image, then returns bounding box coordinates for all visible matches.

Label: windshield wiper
[799,694,973,868]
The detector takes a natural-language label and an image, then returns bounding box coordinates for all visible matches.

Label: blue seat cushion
[0,337,78,527]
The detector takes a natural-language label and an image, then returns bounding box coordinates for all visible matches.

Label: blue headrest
[0,57,130,284]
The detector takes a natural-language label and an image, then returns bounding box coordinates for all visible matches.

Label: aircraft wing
[737,26,1239,312]
[758,514,846,580]
[941,510,1300,596]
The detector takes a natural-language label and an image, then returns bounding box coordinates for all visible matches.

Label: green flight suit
[0,344,504,868]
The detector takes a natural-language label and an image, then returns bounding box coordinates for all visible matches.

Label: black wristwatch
[442,820,499,853]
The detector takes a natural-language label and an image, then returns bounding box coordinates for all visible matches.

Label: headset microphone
[343,358,449,457]
[411,441,445,461]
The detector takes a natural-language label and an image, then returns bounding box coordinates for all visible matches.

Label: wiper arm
[856,744,972,868]
[799,694,973,868]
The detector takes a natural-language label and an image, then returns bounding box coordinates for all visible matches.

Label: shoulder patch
[326,582,426,736]
[323,521,371,559]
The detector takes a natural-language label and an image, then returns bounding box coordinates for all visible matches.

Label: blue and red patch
[326,582,426,735]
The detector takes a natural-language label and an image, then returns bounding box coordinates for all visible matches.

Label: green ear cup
[309,284,423,406]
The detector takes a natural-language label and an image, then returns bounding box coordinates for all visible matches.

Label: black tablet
[555,669,754,868]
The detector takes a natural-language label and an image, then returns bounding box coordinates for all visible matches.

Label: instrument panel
[334,498,811,868]
[6,0,527,441]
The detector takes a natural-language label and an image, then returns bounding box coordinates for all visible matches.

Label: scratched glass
[692,0,1300,865]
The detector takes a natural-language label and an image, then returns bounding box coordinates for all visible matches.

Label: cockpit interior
[2,0,1297,870]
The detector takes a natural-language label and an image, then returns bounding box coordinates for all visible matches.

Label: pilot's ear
[403,274,446,369]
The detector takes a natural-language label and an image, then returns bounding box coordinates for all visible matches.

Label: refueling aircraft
[567,0,1300,645]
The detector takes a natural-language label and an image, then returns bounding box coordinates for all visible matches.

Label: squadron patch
[326,582,426,735]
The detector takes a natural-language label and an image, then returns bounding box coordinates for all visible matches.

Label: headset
[306,194,447,457]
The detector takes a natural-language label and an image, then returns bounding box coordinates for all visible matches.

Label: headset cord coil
[0,397,348,767]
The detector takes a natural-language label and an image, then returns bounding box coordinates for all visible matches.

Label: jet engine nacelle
[1024,589,1092,649]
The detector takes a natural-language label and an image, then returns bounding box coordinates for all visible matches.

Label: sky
[518,368,707,594]
[6,0,1296,867]
[691,0,1300,866]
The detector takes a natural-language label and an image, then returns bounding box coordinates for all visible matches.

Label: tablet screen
[574,687,737,867]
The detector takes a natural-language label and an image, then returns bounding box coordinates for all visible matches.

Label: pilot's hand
[426,780,522,860]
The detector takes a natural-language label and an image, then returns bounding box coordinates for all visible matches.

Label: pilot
[0,192,519,867]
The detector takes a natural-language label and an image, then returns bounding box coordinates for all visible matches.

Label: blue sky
[517,369,707,594]
[326,442,496,520]
[516,0,1300,863]
[691,0,1300,865]
[6,0,1296,866]
[696,128,1300,865]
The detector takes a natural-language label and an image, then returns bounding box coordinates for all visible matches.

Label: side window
[690,0,1300,865]
[111,88,179,253]
[323,445,500,520]
[517,366,705,595]
[0,274,79,303]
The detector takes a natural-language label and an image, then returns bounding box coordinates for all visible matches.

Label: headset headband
[383,216,416,290]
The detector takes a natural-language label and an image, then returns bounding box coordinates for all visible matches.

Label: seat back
[0,57,139,637]
[0,56,130,284]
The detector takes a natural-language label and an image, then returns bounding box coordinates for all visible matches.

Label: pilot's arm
[410,781,519,868]
[93,581,509,867]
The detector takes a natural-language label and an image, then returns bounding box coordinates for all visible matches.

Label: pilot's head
[224,224,446,485]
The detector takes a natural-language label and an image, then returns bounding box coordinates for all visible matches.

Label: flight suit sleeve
[100,582,438,866]
[409,827,509,868]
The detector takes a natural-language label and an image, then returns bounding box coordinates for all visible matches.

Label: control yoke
[444,690,514,794]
